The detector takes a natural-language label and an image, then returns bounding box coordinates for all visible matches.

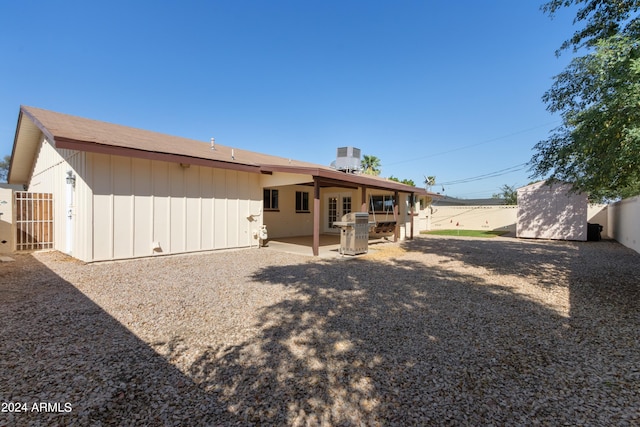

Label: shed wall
[517,183,587,241]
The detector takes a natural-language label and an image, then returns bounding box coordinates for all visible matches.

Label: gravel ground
[0,235,639,426]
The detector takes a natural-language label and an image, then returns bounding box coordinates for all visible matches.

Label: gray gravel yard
[1,235,639,426]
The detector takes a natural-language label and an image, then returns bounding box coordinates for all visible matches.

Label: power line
[438,163,528,186]
[385,120,559,167]
[452,181,527,198]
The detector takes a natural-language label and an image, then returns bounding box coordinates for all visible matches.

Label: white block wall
[608,195,640,254]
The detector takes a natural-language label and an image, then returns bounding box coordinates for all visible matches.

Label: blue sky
[0,1,578,198]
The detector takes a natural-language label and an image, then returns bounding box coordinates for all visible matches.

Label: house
[432,195,508,206]
[516,181,588,241]
[7,106,435,261]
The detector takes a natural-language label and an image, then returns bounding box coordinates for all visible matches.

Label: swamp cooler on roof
[335,147,361,172]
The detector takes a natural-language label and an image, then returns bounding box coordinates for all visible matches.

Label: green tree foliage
[388,176,416,186]
[361,155,381,176]
[492,184,518,205]
[423,175,436,192]
[542,0,640,52]
[0,155,10,183]
[531,1,640,201]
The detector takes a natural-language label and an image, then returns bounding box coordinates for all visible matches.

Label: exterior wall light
[66,171,76,188]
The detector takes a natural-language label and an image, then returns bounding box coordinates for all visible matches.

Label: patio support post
[360,186,367,212]
[394,190,399,242]
[410,192,415,240]
[313,177,320,256]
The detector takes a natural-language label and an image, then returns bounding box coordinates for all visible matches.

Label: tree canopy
[543,0,640,52]
[388,176,416,186]
[0,155,10,183]
[423,176,436,192]
[492,184,518,205]
[531,0,640,201]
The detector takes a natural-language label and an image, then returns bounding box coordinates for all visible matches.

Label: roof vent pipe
[210,137,215,150]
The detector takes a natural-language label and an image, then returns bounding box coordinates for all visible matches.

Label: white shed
[516,181,588,241]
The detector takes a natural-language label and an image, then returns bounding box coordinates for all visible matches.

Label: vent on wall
[335,147,361,173]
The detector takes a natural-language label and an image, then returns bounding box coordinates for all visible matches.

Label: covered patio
[260,167,436,256]
[264,234,397,258]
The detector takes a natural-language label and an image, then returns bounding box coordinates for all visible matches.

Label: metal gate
[15,192,54,251]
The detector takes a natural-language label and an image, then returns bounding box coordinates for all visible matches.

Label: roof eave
[54,137,262,174]
[260,164,431,195]
[8,108,46,184]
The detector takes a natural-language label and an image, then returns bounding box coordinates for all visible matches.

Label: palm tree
[361,155,381,176]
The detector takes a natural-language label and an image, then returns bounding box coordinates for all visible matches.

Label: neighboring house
[516,181,588,241]
[432,196,508,206]
[8,106,435,261]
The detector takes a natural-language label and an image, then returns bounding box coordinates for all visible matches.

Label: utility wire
[386,120,559,167]
[438,163,527,186]
[454,181,527,198]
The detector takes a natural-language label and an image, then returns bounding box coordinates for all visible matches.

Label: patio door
[325,192,352,233]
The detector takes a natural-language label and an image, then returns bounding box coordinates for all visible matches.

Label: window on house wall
[295,191,310,212]
[369,195,395,213]
[264,188,279,210]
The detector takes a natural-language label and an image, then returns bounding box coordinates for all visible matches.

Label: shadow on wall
[0,254,242,425]
[517,183,588,241]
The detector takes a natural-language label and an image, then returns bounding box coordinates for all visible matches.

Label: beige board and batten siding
[26,136,89,258]
[88,152,262,262]
[24,136,262,261]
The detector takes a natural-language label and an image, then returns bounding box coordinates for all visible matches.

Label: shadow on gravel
[185,237,640,425]
[3,238,639,426]
[0,254,240,426]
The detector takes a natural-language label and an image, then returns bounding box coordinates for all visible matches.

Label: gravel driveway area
[1,235,639,426]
